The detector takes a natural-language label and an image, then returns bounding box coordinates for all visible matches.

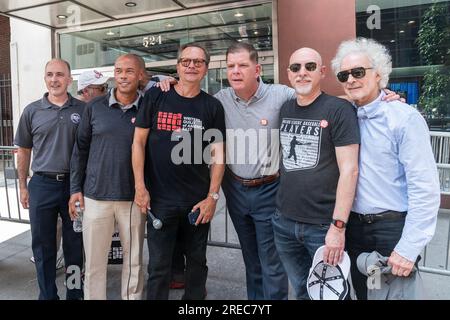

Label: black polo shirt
[70,90,141,201]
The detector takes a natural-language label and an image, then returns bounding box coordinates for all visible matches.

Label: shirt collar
[109,88,142,110]
[232,77,267,104]
[356,91,384,119]
[40,92,73,109]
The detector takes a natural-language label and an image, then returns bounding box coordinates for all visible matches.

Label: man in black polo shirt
[69,54,146,300]
[14,59,84,300]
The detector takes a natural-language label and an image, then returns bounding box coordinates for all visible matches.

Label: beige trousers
[83,197,146,300]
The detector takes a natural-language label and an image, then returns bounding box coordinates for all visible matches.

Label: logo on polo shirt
[71,113,81,124]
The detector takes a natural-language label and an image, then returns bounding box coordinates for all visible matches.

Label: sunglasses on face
[336,67,373,83]
[178,58,206,68]
[288,62,317,73]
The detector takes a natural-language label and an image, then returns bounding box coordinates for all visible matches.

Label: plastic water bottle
[73,201,83,233]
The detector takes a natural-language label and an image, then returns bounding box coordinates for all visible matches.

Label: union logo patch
[71,113,81,124]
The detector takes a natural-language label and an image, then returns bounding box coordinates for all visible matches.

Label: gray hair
[177,42,210,66]
[331,37,392,89]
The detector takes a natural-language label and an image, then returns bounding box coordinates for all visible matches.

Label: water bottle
[73,201,83,233]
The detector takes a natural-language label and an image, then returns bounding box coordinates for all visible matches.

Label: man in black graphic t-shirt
[272,48,360,300]
[132,43,226,300]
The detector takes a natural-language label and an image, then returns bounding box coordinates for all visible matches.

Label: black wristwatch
[332,219,347,229]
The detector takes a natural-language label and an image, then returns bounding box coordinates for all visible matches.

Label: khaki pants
[83,197,146,300]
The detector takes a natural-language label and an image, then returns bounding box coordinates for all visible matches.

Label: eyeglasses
[288,62,317,73]
[178,58,207,68]
[87,84,108,92]
[336,67,373,83]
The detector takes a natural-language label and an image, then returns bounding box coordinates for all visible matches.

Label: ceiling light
[399,30,405,33]
[237,39,243,42]
[234,12,244,17]
[106,30,115,36]
[254,31,259,35]
[125,2,137,7]
[166,23,174,28]
[408,20,415,25]
[390,39,396,43]
[57,15,68,19]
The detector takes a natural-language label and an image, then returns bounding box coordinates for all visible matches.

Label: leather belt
[35,172,68,182]
[228,169,280,187]
[351,210,406,224]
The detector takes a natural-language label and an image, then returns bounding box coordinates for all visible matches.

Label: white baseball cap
[77,70,109,91]
[307,245,351,300]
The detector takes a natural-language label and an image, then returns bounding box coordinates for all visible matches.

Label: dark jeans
[146,202,209,300]
[171,229,186,283]
[28,174,83,300]
[346,212,406,300]
[222,171,288,300]
[272,210,329,300]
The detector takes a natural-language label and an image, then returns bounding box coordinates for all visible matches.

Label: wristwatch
[209,192,220,201]
[332,219,347,229]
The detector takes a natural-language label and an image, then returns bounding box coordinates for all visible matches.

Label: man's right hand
[156,78,173,92]
[69,192,84,221]
[135,187,150,214]
[19,187,29,209]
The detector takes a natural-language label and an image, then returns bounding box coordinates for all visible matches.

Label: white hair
[331,37,392,89]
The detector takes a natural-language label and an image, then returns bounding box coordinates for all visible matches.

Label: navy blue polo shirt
[70,90,141,201]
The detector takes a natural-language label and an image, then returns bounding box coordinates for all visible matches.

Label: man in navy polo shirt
[15,58,85,300]
[70,54,146,300]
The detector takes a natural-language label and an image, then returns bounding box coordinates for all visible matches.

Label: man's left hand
[388,251,414,277]
[382,88,405,103]
[192,197,217,225]
[323,224,346,266]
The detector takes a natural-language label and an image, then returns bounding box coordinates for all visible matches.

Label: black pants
[28,174,84,300]
[345,212,406,300]
[146,202,209,300]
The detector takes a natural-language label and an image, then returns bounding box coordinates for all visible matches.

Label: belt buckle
[56,174,65,182]
[365,214,374,224]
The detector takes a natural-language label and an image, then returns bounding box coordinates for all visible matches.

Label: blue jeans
[272,210,329,300]
[146,202,209,300]
[28,174,84,300]
[346,212,406,300]
[222,171,288,300]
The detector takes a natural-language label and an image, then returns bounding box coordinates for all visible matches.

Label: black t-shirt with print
[136,86,226,206]
[276,93,360,225]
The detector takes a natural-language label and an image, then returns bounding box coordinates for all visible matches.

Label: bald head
[287,47,325,104]
[115,54,144,69]
[289,48,322,66]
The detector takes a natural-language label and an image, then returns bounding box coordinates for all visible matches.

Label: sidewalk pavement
[1,210,450,300]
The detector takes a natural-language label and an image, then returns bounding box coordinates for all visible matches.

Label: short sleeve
[330,101,360,147]
[135,87,158,129]
[14,106,33,148]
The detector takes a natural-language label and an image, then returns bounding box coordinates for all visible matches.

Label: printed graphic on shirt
[280,118,322,171]
[157,112,204,132]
